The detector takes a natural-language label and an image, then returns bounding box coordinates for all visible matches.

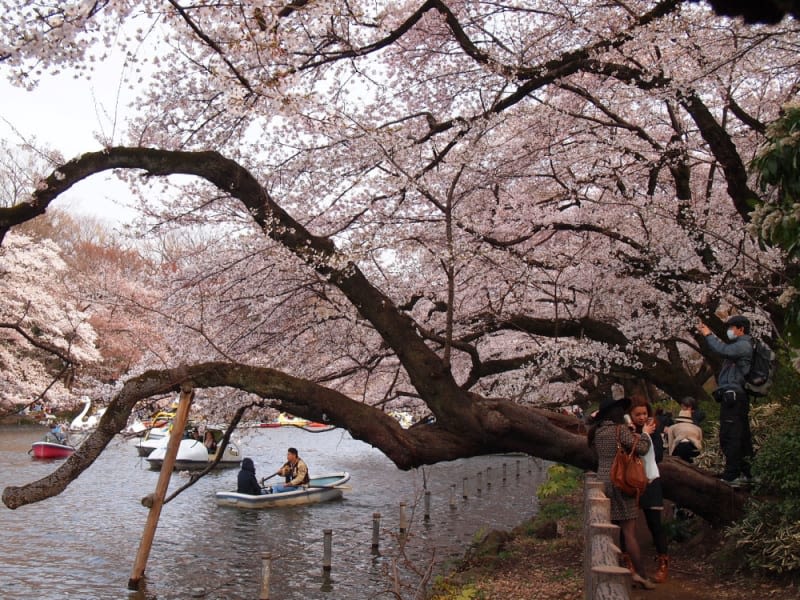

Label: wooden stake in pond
[260,553,272,600]
[128,386,194,590]
[423,491,431,521]
[399,502,408,534]
[322,529,333,572]
[371,512,381,550]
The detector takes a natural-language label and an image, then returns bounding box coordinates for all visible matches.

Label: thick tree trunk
[2,361,746,524]
[0,148,747,525]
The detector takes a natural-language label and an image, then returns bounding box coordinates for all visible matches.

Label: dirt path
[631,511,793,600]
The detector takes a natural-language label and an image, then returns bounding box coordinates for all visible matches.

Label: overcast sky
[1,57,139,225]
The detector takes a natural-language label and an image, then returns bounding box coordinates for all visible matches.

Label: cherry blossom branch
[0,321,78,366]
[166,0,254,93]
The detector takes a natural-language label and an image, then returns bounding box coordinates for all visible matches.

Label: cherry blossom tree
[1,1,798,524]
[0,231,101,412]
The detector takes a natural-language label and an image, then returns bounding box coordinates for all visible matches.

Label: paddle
[309,483,352,491]
[259,471,280,486]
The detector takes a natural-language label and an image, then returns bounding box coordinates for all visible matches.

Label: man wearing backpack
[698,315,754,486]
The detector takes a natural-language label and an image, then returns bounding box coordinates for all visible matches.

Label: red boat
[30,441,75,459]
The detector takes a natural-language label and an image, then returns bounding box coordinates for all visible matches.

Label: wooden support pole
[371,512,381,550]
[399,502,408,534]
[424,491,431,521]
[259,553,272,600]
[128,387,194,590]
[322,529,333,571]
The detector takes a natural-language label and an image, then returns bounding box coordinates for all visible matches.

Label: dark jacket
[237,458,262,495]
[704,333,752,390]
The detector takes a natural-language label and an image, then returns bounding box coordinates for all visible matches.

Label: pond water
[0,424,548,599]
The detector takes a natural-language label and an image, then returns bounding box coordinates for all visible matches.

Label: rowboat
[215,472,351,509]
[258,412,336,431]
[30,441,75,459]
[145,436,242,471]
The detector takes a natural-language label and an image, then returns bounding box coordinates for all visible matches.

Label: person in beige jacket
[270,447,310,493]
[667,397,703,463]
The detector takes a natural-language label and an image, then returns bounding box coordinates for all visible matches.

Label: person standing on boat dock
[271,447,309,493]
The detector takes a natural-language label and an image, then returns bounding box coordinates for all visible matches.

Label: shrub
[724,404,800,575]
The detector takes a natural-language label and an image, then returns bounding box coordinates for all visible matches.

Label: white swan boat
[215,472,351,509]
[69,397,107,432]
[145,435,242,471]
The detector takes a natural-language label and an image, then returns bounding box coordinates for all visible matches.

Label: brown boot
[653,554,669,583]
[620,552,634,573]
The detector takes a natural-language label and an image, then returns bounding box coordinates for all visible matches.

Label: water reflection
[0,425,546,599]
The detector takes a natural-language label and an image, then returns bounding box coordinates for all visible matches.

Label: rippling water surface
[0,424,547,599]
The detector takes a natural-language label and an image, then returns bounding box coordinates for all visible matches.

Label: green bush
[724,404,800,574]
[537,464,581,499]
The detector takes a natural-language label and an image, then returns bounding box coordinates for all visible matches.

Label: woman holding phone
[625,397,669,583]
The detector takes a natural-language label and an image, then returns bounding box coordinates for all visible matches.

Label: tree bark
[0,148,747,525]
[2,361,745,524]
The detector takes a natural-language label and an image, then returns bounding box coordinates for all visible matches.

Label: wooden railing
[584,473,631,600]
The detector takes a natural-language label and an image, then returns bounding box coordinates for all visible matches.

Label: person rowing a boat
[45,422,67,444]
[268,447,310,493]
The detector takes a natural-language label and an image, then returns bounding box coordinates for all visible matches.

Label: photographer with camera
[698,315,753,486]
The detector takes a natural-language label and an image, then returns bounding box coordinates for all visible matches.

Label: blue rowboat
[215,472,351,509]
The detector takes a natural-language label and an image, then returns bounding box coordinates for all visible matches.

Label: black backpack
[744,338,776,397]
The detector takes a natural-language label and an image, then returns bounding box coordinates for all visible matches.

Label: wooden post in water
[322,529,333,571]
[424,491,431,521]
[128,386,194,590]
[259,553,272,600]
[462,477,468,499]
[516,459,520,478]
[371,512,381,550]
[399,502,408,534]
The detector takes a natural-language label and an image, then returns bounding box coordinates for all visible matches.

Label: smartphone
[623,414,633,426]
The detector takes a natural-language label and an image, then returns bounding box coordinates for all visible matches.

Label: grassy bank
[427,464,584,599]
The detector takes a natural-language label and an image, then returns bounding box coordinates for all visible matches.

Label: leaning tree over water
[1,1,798,523]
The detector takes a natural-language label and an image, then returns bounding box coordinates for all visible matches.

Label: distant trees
[0,231,99,412]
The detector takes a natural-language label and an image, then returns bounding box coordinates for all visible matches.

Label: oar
[309,483,352,490]
[259,472,281,486]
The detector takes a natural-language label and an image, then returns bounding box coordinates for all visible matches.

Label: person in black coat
[237,457,263,495]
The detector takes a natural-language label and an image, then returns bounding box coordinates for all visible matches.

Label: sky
[1,57,140,225]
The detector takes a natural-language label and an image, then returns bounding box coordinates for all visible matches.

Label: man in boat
[237,457,264,495]
[45,422,67,444]
[270,447,310,493]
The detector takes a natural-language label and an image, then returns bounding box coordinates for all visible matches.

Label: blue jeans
[271,483,299,493]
